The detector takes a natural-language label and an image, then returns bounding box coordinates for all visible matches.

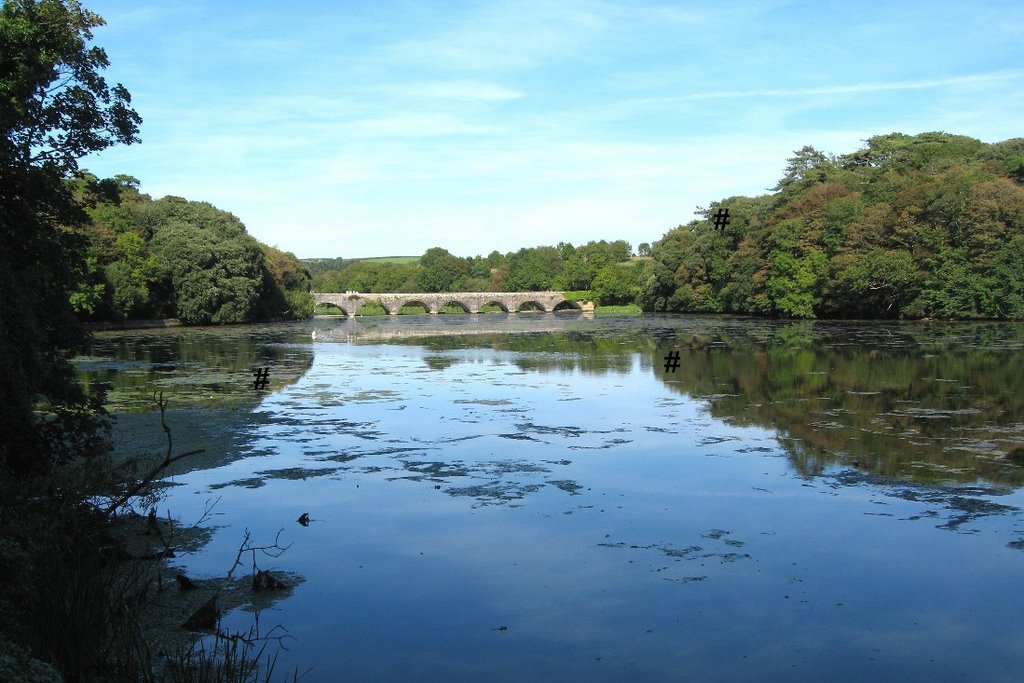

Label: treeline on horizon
[75,131,1024,324]
[308,239,641,304]
[307,131,1024,320]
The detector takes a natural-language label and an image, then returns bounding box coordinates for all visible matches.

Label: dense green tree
[1,0,140,474]
[488,262,509,291]
[256,244,313,319]
[68,253,106,315]
[607,239,632,262]
[102,230,159,318]
[417,246,470,292]
[828,249,919,317]
[772,146,838,194]
[557,251,597,290]
[484,249,506,270]
[644,132,1024,320]
[638,227,693,311]
[312,260,419,293]
[67,186,313,323]
[554,240,632,291]
[148,201,265,324]
[505,246,563,291]
[592,262,642,305]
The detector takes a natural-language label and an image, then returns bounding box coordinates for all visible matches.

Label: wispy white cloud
[378,81,523,102]
[672,71,1024,101]
[82,0,1024,258]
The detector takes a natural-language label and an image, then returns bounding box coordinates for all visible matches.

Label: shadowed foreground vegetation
[0,1,301,679]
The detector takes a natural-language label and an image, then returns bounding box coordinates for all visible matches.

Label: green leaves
[592,263,639,306]
[645,132,1024,320]
[831,249,919,317]
[149,207,264,325]
[766,251,820,319]
[1,0,140,175]
[417,247,470,292]
[1,0,139,474]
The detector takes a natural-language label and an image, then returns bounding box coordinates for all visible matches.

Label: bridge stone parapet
[312,291,590,317]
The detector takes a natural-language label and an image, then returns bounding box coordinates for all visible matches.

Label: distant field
[301,255,419,275]
[354,255,419,264]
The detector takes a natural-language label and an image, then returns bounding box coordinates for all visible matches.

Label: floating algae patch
[515,422,585,438]
[548,480,584,495]
[886,407,983,419]
[210,477,266,490]
[499,433,542,441]
[568,437,632,450]
[664,576,708,583]
[252,466,341,481]
[413,434,484,445]
[398,460,472,480]
[348,389,402,402]
[445,481,547,506]
[824,469,1019,530]
[453,399,517,406]
[701,529,731,540]
[481,459,551,476]
[337,446,435,458]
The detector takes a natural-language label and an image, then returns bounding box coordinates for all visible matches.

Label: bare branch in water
[104,391,204,518]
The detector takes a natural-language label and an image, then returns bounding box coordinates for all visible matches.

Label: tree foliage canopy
[641,132,1024,320]
[70,185,313,324]
[1,0,140,474]
[1,0,140,175]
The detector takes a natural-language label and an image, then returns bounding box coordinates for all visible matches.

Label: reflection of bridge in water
[311,291,592,317]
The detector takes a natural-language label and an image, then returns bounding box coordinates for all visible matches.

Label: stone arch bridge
[312,291,591,317]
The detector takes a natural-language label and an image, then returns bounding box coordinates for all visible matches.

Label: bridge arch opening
[516,301,547,312]
[396,300,430,314]
[553,300,583,312]
[315,302,348,316]
[353,301,387,316]
[438,300,471,314]
[481,301,509,313]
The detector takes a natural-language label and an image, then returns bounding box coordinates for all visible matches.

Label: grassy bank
[595,304,642,316]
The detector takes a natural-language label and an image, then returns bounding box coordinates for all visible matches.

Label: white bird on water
[311,329,317,341]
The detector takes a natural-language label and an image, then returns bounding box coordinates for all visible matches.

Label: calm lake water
[76,314,1024,682]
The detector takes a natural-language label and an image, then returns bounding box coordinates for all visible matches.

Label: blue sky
[82,1,1023,259]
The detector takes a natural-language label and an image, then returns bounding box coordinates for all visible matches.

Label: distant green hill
[302,255,419,275]
[359,255,420,264]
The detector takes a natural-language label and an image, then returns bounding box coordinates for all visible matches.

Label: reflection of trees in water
[77,326,315,411]
[407,330,658,376]
[391,320,1024,486]
[656,321,1024,485]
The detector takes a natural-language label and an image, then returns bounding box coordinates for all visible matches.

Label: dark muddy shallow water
[78,314,1024,681]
